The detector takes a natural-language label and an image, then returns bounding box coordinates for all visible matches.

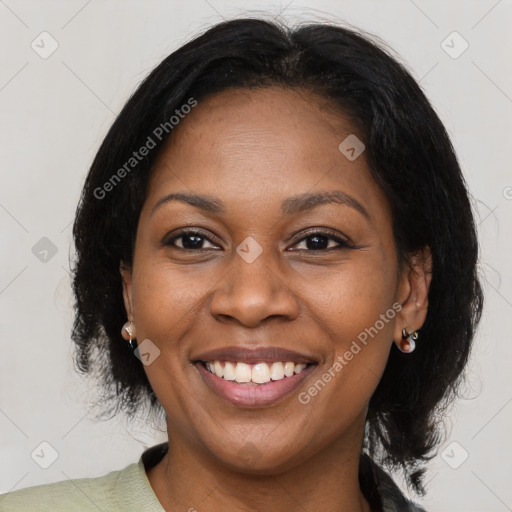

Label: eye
[289,229,352,252]
[163,228,352,252]
[164,230,221,251]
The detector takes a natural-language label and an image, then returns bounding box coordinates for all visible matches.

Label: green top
[0,443,426,511]
[0,453,164,512]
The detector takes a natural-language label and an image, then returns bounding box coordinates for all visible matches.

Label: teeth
[252,363,270,383]
[294,363,307,374]
[284,362,295,377]
[234,362,252,382]
[223,361,236,381]
[204,360,309,384]
[270,362,284,380]
[214,361,224,378]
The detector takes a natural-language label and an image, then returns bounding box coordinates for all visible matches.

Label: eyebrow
[150,190,369,220]
[281,190,369,220]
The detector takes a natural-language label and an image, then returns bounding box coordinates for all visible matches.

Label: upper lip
[192,346,318,365]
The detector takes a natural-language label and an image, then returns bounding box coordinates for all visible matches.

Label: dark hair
[71,18,483,494]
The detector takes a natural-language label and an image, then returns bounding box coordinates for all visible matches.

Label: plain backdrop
[1,1,511,511]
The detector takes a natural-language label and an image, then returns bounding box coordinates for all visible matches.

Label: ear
[393,246,433,348]
[120,261,135,340]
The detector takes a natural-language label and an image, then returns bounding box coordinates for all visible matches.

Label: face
[121,86,417,472]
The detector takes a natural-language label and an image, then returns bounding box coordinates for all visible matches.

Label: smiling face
[121,86,417,472]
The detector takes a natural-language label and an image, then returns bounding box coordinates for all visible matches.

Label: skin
[120,86,432,512]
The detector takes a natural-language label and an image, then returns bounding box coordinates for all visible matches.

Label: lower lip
[195,362,316,408]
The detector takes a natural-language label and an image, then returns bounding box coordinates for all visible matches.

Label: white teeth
[283,362,295,377]
[223,361,236,381]
[234,362,252,382]
[294,363,307,374]
[204,360,309,384]
[213,361,224,378]
[252,363,271,383]
[270,362,285,380]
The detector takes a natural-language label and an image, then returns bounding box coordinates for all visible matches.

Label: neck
[146,415,371,512]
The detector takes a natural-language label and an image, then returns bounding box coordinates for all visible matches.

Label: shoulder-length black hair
[71,18,483,494]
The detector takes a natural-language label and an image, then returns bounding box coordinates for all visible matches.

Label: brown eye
[164,230,220,250]
[289,230,352,252]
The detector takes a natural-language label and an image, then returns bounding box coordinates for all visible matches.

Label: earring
[122,321,137,351]
[398,328,419,353]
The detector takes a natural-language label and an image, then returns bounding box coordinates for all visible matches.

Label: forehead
[145,87,389,222]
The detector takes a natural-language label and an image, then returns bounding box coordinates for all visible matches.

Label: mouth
[194,360,317,407]
[201,360,311,383]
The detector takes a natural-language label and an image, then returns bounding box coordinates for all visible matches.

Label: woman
[1,17,483,512]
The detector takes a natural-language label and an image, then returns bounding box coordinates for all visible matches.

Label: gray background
[1,1,511,511]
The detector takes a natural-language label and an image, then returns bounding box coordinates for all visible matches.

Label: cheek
[331,271,396,341]
[314,248,398,387]
[132,258,211,341]
[314,247,397,338]
[130,259,210,412]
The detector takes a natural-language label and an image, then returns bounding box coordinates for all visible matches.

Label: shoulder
[0,464,132,512]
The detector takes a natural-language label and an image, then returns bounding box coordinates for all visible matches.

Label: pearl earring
[399,328,419,353]
[122,321,137,350]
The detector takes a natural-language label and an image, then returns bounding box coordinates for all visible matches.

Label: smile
[204,360,308,384]
[195,360,316,407]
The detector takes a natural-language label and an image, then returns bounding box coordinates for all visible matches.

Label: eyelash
[163,228,353,253]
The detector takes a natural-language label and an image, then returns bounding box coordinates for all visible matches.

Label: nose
[209,249,299,327]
